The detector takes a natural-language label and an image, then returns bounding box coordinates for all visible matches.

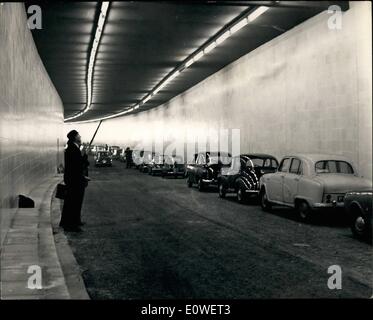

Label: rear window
[315,160,354,174]
[279,158,291,173]
[208,154,231,165]
[247,158,263,167]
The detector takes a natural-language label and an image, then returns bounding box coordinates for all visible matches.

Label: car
[161,155,186,178]
[148,154,166,176]
[94,151,112,167]
[139,151,155,173]
[93,145,107,155]
[218,154,279,203]
[186,151,232,191]
[344,191,372,243]
[110,146,122,160]
[259,154,372,221]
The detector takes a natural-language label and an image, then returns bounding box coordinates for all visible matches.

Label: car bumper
[313,202,345,209]
[245,190,260,194]
[202,178,218,185]
[165,169,185,173]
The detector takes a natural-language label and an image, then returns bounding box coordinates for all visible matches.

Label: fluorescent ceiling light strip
[204,41,217,54]
[247,6,269,22]
[193,51,204,62]
[66,5,270,123]
[143,95,152,104]
[168,70,180,81]
[185,58,194,68]
[64,2,110,121]
[216,30,231,45]
[230,17,248,34]
[153,86,162,95]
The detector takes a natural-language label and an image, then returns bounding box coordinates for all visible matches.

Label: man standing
[59,130,89,232]
[125,147,133,168]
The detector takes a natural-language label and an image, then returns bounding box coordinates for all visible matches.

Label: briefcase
[55,183,67,199]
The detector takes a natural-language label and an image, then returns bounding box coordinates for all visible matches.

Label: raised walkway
[0,175,89,299]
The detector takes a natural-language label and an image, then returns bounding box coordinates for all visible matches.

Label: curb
[50,191,90,299]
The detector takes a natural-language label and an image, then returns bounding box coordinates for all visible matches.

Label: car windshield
[208,153,231,165]
[231,157,241,171]
[98,152,109,156]
[315,160,354,174]
[245,157,265,168]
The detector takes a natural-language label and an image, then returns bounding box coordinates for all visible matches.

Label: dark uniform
[125,147,133,168]
[59,141,88,229]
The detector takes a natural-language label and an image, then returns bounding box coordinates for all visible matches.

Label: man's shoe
[63,226,82,232]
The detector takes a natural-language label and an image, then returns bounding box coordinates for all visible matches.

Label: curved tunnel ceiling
[28,1,348,123]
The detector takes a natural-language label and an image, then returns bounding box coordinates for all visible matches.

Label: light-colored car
[259,154,372,220]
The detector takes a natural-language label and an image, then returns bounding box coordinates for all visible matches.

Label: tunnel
[0,1,372,303]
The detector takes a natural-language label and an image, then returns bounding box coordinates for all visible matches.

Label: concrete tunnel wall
[0,4,65,244]
[66,1,372,179]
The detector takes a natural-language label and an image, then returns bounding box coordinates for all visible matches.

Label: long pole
[89,120,103,147]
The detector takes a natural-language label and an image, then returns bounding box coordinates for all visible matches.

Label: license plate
[103,160,106,163]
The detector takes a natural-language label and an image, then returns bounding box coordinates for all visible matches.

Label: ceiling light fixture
[67,6,269,123]
[216,30,231,45]
[193,51,204,62]
[64,2,110,121]
[247,5,269,22]
[204,41,217,54]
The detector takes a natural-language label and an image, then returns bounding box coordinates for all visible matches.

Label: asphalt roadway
[64,159,372,299]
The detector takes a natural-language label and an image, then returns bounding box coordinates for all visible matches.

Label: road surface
[64,158,372,299]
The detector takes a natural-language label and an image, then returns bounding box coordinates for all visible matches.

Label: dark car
[217,154,279,203]
[148,154,166,176]
[345,191,372,243]
[161,155,186,178]
[186,151,231,191]
[94,151,112,167]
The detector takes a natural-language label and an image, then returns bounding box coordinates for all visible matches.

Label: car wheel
[198,178,205,192]
[297,200,311,222]
[260,188,272,212]
[351,209,372,243]
[187,175,193,188]
[218,183,226,198]
[237,187,246,203]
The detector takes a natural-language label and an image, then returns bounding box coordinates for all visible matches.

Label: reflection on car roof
[285,153,352,163]
[240,153,276,159]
